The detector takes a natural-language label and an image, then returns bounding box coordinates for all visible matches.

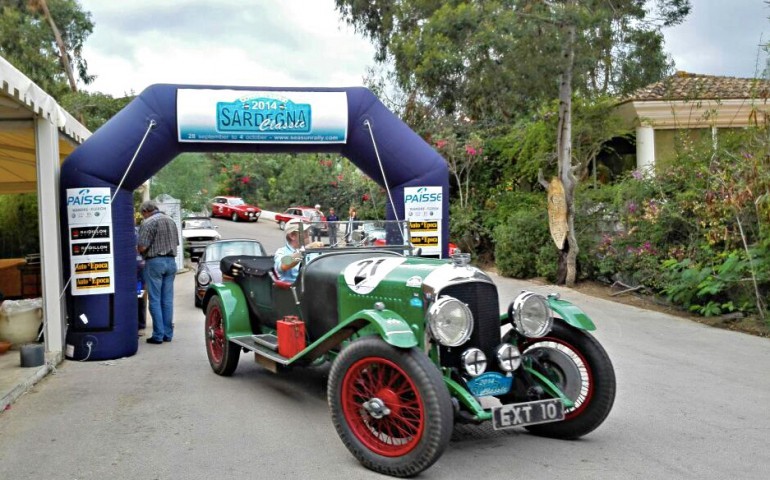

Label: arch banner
[60,84,449,361]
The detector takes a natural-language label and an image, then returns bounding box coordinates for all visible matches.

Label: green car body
[202,245,615,478]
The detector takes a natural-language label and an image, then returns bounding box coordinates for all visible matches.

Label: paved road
[1,217,769,479]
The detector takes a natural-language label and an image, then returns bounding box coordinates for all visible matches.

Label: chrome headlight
[197,270,211,286]
[510,291,552,338]
[496,343,522,372]
[428,296,473,347]
[461,348,487,377]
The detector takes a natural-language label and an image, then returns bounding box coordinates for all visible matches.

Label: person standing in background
[135,220,147,337]
[309,204,323,243]
[344,206,359,245]
[137,200,179,345]
[326,207,339,247]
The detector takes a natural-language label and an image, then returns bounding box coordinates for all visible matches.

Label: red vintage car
[274,206,327,233]
[210,196,261,222]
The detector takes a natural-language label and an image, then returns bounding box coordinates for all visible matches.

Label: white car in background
[182,217,221,260]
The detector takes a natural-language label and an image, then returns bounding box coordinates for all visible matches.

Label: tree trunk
[36,0,78,92]
[557,16,578,287]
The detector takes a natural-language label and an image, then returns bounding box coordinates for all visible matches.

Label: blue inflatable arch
[60,84,449,361]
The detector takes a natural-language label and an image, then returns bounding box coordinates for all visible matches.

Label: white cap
[315,204,321,209]
[285,219,303,235]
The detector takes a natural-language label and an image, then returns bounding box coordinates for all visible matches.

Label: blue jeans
[144,256,177,341]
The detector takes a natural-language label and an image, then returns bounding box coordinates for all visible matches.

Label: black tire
[205,296,240,376]
[194,292,202,308]
[504,321,616,439]
[278,220,285,230]
[328,336,453,477]
[231,212,239,222]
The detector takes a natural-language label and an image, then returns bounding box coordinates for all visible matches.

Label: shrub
[570,127,770,319]
[662,250,762,316]
[494,206,550,278]
[449,203,487,256]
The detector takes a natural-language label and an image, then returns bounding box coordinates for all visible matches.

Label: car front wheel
[328,336,453,477]
[205,295,240,376]
[502,321,616,439]
[231,212,238,222]
[278,220,285,230]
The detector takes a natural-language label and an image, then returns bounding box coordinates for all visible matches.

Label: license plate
[492,398,564,430]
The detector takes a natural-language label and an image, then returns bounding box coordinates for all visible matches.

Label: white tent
[0,55,91,358]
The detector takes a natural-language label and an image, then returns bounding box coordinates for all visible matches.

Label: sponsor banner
[411,236,439,247]
[66,187,115,296]
[70,226,110,240]
[71,242,111,256]
[177,89,348,144]
[74,261,110,274]
[75,276,112,290]
[409,221,438,232]
[404,186,443,256]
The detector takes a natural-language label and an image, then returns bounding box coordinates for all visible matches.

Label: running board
[230,334,291,369]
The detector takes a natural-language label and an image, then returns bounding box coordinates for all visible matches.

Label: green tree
[336,0,689,122]
[209,152,282,208]
[59,90,133,131]
[0,194,39,257]
[151,153,218,213]
[338,0,689,284]
[0,0,94,99]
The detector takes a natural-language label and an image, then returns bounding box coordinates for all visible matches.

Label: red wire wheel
[341,357,425,456]
[205,296,240,376]
[206,301,224,363]
[328,336,453,477]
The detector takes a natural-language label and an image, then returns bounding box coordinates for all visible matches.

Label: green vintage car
[202,221,616,477]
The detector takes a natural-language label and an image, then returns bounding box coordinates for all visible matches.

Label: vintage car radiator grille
[437,282,500,370]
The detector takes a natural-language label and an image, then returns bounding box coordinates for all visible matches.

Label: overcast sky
[78,0,769,97]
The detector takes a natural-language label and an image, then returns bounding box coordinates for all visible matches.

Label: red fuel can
[277,316,306,358]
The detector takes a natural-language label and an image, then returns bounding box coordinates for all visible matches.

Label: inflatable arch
[60,85,449,361]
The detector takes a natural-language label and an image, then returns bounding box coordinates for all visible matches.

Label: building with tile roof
[615,71,770,171]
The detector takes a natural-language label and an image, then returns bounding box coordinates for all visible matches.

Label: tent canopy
[0,56,90,194]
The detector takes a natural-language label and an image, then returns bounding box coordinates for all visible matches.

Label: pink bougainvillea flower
[436,139,448,149]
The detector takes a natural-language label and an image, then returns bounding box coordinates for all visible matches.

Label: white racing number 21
[343,257,406,295]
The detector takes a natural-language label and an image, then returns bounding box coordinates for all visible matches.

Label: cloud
[78,0,769,97]
[662,0,769,78]
[79,0,375,96]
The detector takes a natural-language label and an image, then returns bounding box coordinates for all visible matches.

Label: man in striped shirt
[137,200,179,345]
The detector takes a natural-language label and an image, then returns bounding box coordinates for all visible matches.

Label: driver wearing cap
[274,219,323,283]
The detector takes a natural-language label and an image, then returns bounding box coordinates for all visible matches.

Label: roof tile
[625,71,770,102]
